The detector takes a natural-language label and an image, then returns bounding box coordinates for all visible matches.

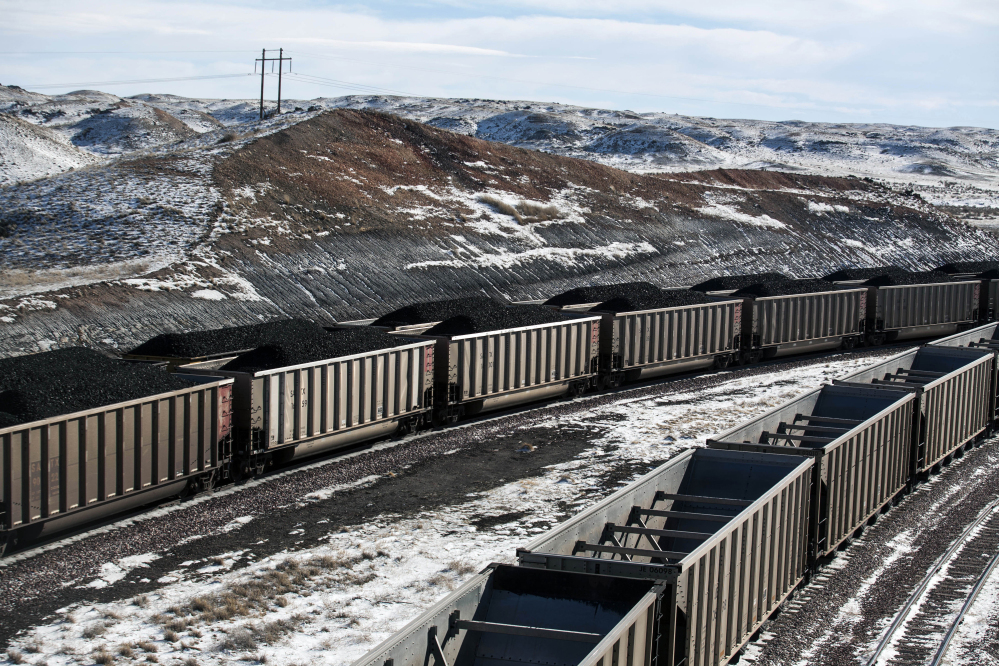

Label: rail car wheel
[713,355,731,369]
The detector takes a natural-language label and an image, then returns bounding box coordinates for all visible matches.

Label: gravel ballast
[594,289,713,312]
[543,282,662,307]
[127,319,330,359]
[220,327,423,373]
[691,272,789,292]
[0,348,196,426]
[372,297,501,329]
[423,305,575,336]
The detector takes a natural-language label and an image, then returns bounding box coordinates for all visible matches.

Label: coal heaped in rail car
[0,349,234,556]
[3,264,998,553]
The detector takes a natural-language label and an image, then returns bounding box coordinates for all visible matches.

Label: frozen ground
[2,86,997,214]
[0,350,900,666]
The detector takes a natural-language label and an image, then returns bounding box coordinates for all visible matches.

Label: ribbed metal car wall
[351,564,661,666]
[181,339,435,464]
[1,378,233,546]
[516,448,813,666]
[836,346,993,473]
[422,316,600,419]
[932,322,999,422]
[708,385,914,559]
[599,300,742,382]
[747,287,867,357]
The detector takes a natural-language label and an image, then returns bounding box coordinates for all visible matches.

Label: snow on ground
[0,350,899,666]
[4,87,998,215]
[0,114,100,186]
[942,533,999,665]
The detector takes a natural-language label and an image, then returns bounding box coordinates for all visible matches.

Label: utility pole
[254,48,292,120]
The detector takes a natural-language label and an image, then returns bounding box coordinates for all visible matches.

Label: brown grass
[93,650,114,665]
[5,649,24,664]
[82,623,107,639]
[447,559,478,575]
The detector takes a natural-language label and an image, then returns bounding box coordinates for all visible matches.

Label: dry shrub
[163,629,179,643]
[479,195,522,222]
[166,617,190,632]
[93,651,114,665]
[183,658,199,666]
[132,594,149,608]
[22,643,41,654]
[516,200,560,222]
[447,560,478,575]
[145,656,159,664]
[135,641,157,653]
[478,196,560,224]
[117,645,133,658]
[5,650,24,664]
[82,623,107,639]
[427,572,455,590]
[217,627,257,652]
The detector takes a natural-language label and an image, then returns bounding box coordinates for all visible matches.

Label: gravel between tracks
[0,346,911,657]
[743,432,999,666]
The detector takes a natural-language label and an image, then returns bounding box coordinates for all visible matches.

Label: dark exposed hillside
[0,109,996,358]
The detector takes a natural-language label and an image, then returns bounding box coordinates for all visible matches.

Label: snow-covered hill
[2,87,997,217]
[0,113,100,186]
[1,85,998,357]
[1,107,996,358]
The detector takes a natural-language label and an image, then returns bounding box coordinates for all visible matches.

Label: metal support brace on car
[448,610,603,643]
[654,491,753,507]
[428,626,449,666]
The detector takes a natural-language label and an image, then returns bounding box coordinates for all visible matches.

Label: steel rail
[864,497,999,666]
[930,546,999,665]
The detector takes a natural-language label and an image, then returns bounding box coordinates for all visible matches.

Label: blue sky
[2,0,997,128]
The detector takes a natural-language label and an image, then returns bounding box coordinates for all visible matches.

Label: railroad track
[865,497,999,666]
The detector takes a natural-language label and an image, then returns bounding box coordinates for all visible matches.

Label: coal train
[0,263,996,557]
[352,317,999,666]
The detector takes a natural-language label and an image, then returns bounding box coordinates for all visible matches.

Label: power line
[24,73,253,90]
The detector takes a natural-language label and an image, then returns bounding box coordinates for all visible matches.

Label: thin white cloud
[284,37,525,57]
[0,0,994,127]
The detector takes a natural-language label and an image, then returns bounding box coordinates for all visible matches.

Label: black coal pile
[594,289,712,313]
[862,270,953,286]
[127,319,329,358]
[691,273,789,292]
[822,266,904,282]
[0,348,196,427]
[935,261,999,275]
[372,296,501,328]
[735,279,841,298]
[424,305,571,336]
[977,269,999,280]
[543,282,662,307]
[220,327,418,373]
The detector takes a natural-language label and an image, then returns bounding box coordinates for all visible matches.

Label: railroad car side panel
[708,385,914,558]
[0,380,231,538]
